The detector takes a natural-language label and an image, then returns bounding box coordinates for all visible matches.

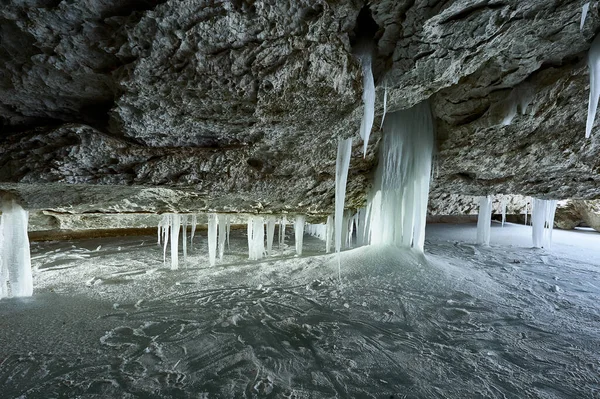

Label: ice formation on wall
[190,215,197,247]
[247,216,265,260]
[367,101,434,250]
[225,215,231,250]
[524,198,529,226]
[380,86,388,129]
[279,216,287,248]
[208,213,217,266]
[325,215,334,253]
[501,84,534,126]
[159,214,170,263]
[306,224,327,241]
[266,216,276,256]
[217,214,227,261]
[169,214,181,270]
[476,196,493,246]
[335,138,352,254]
[182,215,188,264]
[0,200,33,298]
[501,198,507,227]
[587,33,600,138]
[582,2,590,31]
[359,53,375,157]
[294,215,306,255]
[531,199,558,248]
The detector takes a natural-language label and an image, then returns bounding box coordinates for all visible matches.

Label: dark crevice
[440,1,508,24]
[349,5,380,51]
[103,0,170,18]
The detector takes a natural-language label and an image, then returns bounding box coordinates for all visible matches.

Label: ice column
[587,33,600,138]
[247,216,265,260]
[531,199,558,248]
[501,198,507,227]
[476,196,493,246]
[0,200,33,298]
[335,138,353,254]
[182,215,188,264]
[359,52,375,157]
[266,216,276,256]
[225,215,231,250]
[190,215,197,248]
[161,214,170,263]
[294,215,305,255]
[325,215,334,253]
[279,216,287,248]
[368,101,434,250]
[170,214,181,270]
[208,213,217,266]
[217,214,227,261]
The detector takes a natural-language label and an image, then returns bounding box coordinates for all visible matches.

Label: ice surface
[225,215,231,250]
[368,101,434,250]
[581,2,590,31]
[524,198,529,226]
[217,214,227,261]
[587,33,600,138]
[325,215,334,253]
[294,215,305,255]
[476,196,492,246]
[0,200,33,298]
[247,216,265,260]
[335,138,352,254]
[266,216,276,256]
[170,214,180,270]
[359,53,375,157]
[531,198,558,248]
[208,213,217,266]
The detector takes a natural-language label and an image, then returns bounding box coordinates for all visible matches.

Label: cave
[1,1,600,397]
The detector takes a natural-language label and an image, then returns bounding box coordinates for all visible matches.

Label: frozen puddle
[1,223,600,398]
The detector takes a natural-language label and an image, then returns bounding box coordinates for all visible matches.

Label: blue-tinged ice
[587,34,600,138]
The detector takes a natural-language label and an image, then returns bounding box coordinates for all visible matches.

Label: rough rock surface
[1,1,600,213]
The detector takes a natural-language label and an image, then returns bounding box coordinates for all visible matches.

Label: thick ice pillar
[294,215,305,255]
[208,213,217,266]
[531,199,558,248]
[0,200,33,298]
[248,216,264,260]
[217,214,227,261]
[170,214,181,270]
[476,196,492,246]
[265,216,276,256]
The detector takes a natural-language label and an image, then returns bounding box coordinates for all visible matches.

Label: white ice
[170,214,181,270]
[531,198,558,248]
[294,215,305,256]
[279,216,287,248]
[380,85,387,129]
[217,214,227,261]
[182,215,188,264]
[581,2,590,31]
[359,53,375,157]
[368,101,434,250]
[335,138,352,254]
[476,195,492,246]
[266,216,276,256]
[0,200,33,298]
[586,33,600,138]
[208,213,217,266]
[247,216,265,260]
[501,197,507,227]
[190,215,197,248]
[325,215,334,253]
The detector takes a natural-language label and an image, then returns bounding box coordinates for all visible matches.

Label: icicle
[359,52,375,157]
[342,212,350,249]
[476,196,493,246]
[582,2,590,31]
[294,215,305,255]
[162,214,169,264]
[307,223,327,241]
[217,214,227,261]
[266,216,276,256]
[170,214,181,270]
[248,216,265,260]
[225,215,231,250]
[524,199,529,226]
[335,138,353,254]
[587,33,600,138]
[380,85,388,129]
[182,215,188,265]
[325,215,334,253]
[531,198,558,248]
[368,102,434,250]
[279,216,287,248]
[0,200,33,298]
[208,213,217,266]
[157,218,162,246]
[190,214,197,248]
[501,197,507,227]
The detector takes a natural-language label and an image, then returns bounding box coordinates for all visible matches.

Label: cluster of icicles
[476,196,558,248]
[0,201,33,299]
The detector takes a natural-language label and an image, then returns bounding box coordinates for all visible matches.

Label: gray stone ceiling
[1,0,599,213]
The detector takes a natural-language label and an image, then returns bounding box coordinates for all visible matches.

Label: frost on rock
[335,138,353,254]
[359,52,375,157]
[367,101,434,251]
[247,216,265,261]
[476,196,493,246]
[501,84,534,126]
[208,213,217,266]
[266,216,276,256]
[531,199,558,248]
[582,2,590,31]
[0,200,33,298]
[587,33,600,138]
[294,215,306,256]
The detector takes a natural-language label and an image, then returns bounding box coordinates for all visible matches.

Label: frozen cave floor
[1,223,600,398]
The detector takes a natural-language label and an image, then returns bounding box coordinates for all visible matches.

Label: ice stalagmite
[335,138,352,254]
[217,214,227,261]
[247,216,265,260]
[368,101,434,250]
[266,216,276,256]
[208,213,217,266]
[294,215,305,255]
[582,2,590,31]
[0,200,33,298]
[190,215,197,248]
[170,214,181,270]
[359,52,375,157]
[586,33,600,138]
[476,196,493,246]
[325,215,334,253]
[531,199,558,248]
[501,198,507,227]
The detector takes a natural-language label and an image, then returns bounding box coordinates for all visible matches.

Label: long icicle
[335,138,353,279]
[359,53,375,157]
